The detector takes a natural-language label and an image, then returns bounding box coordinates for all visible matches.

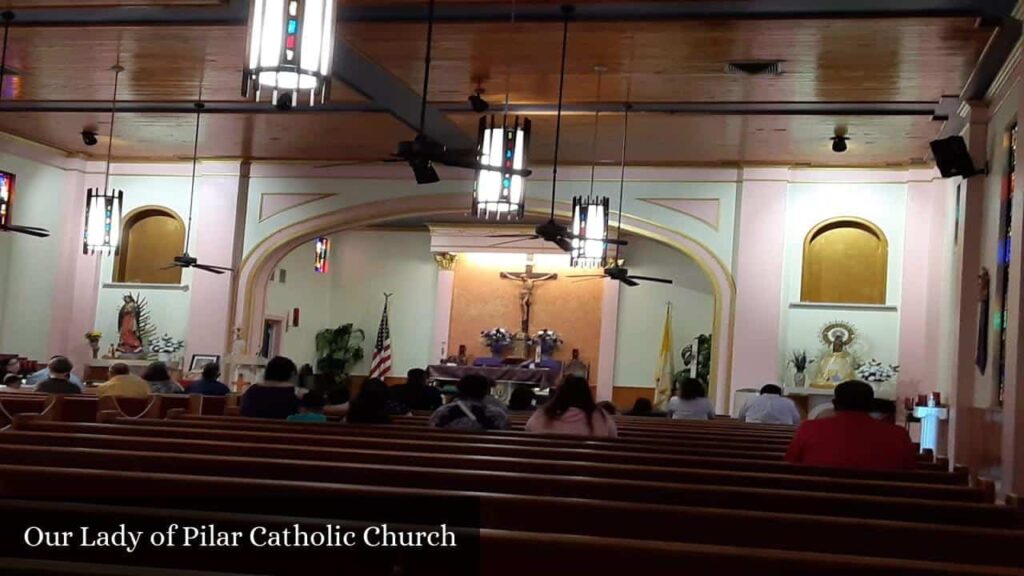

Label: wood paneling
[611,386,655,411]
[1,1,224,6]
[344,17,992,104]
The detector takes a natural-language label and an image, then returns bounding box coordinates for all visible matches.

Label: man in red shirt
[785,380,918,471]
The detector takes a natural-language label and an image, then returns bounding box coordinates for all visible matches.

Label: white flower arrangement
[150,333,185,354]
[480,327,513,346]
[855,359,900,383]
[531,328,563,348]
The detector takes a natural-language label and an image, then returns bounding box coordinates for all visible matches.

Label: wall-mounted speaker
[930,135,984,179]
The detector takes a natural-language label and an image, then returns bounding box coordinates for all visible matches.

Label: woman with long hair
[345,378,392,424]
[525,375,617,437]
[142,361,184,394]
[666,377,714,420]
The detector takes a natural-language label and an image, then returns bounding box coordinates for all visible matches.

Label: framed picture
[189,354,221,372]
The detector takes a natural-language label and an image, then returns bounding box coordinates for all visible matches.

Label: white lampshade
[570,195,609,268]
[473,115,530,219]
[243,0,336,106]
[83,188,123,255]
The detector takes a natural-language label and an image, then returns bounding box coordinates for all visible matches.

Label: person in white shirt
[666,377,715,420]
[737,384,801,425]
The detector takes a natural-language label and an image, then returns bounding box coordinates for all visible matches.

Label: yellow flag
[653,304,675,409]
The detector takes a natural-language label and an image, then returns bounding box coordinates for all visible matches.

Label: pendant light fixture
[243,0,336,109]
[570,66,610,269]
[83,63,124,255]
[472,1,531,220]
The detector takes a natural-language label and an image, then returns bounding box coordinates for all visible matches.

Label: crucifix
[500,256,557,334]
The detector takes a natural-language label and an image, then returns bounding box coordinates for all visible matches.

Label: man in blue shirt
[26,355,83,390]
[187,363,231,396]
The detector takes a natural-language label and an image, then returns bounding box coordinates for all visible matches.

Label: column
[1002,83,1024,497]
[949,102,987,472]
[731,167,788,396]
[595,279,620,402]
[431,253,456,363]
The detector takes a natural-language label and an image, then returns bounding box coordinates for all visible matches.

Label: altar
[427,364,560,402]
[784,384,896,420]
[84,358,182,384]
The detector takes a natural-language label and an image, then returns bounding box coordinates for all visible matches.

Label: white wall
[778,179,907,384]
[0,153,73,359]
[93,173,195,350]
[265,241,331,367]
[329,230,438,375]
[614,235,715,388]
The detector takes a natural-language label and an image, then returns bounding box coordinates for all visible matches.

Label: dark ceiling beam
[2,0,1014,26]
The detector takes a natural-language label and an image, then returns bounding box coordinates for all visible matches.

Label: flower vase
[540,342,556,361]
[489,344,506,359]
[793,371,806,388]
[157,352,172,364]
[88,340,100,360]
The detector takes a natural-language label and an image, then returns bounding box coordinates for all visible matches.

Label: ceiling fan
[486,6,625,254]
[316,0,532,184]
[571,104,672,287]
[0,11,48,239]
[163,101,233,275]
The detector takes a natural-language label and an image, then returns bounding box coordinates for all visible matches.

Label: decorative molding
[789,302,897,312]
[102,282,190,292]
[640,198,720,230]
[258,193,332,222]
[433,252,458,271]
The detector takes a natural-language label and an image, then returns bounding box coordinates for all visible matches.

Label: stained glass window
[0,171,15,228]
[998,123,1017,405]
[314,236,330,274]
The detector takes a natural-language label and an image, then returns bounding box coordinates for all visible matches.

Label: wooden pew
[14,419,966,487]
[0,500,1016,576]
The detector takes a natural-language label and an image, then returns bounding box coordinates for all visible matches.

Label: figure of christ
[500,264,557,334]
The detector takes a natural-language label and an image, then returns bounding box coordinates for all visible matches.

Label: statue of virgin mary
[813,321,857,389]
[117,294,144,355]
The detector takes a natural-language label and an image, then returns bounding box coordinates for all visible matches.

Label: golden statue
[813,321,857,389]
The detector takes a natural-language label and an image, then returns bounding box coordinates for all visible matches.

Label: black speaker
[930,135,982,178]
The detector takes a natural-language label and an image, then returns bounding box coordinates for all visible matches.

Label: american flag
[368,298,393,379]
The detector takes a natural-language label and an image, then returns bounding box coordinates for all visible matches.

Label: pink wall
[731,168,788,396]
[184,164,243,362]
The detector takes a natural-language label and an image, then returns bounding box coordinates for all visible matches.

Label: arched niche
[801,217,888,305]
[113,206,185,284]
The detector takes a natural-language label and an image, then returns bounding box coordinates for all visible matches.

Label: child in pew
[287,390,328,423]
[525,375,617,438]
[345,378,392,424]
[666,377,715,420]
[428,374,509,431]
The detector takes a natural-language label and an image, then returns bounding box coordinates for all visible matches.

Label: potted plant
[150,334,184,364]
[84,330,102,360]
[481,327,513,357]
[315,324,365,387]
[788,350,813,387]
[531,328,563,359]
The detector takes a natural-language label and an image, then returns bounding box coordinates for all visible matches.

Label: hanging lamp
[83,64,124,255]
[570,66,610,268]
[242,0,336,109]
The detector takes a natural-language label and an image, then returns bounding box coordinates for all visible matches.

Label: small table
[912,405,949,453]
[427,364,560,402]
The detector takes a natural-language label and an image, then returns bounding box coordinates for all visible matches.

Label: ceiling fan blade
[605,238,629,246]
[630,275,674,285]
[567,274,605,279]
[554,237,573,252]
[572,277,604,284]
[620,277,640,287]
[314,159,400,169]
[1,224,50,238]
[488,237,540,248]
[161,263,184,270]
[487,234,538,239]
[192,264,227,275]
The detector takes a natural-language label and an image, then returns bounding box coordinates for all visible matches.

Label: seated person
[737,384,801,425]
[35,357,81,394]
[2,373,23,389]
[666,377,715,420]
[507,385,537,411]
[526,375,617,438]
[240,356,300,419]
[3,357,20,379]
[597,400,617,416]
[96,363,150,398]
[388,368,443,412]
[625,397,658,417]
[287,390,328,423]
[785,380,917,471]
[26,355,84,389]
[345,378,392,424]
[429,374,509,431]
[142,361,184,394]
[188,363,231,396]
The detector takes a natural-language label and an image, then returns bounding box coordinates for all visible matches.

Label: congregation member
[2,373,22,389]
[187,363,231,396]
[287,390,328,423]
[597,400,618,416]
[3,356,20,378]
[429,374,509,431]
[625,397,659,417]
[388,368,442,412]
[95,362,150,398]
[35,356,81,394]
[525,375,617,438]
[240,356,300,419]
[345,378,392,424]
[666,377,715,420]
[26,355,83,389]
[785,380,917,471]
[737,384,801,425]
[142,361,184,394]
[508,385,537,411]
